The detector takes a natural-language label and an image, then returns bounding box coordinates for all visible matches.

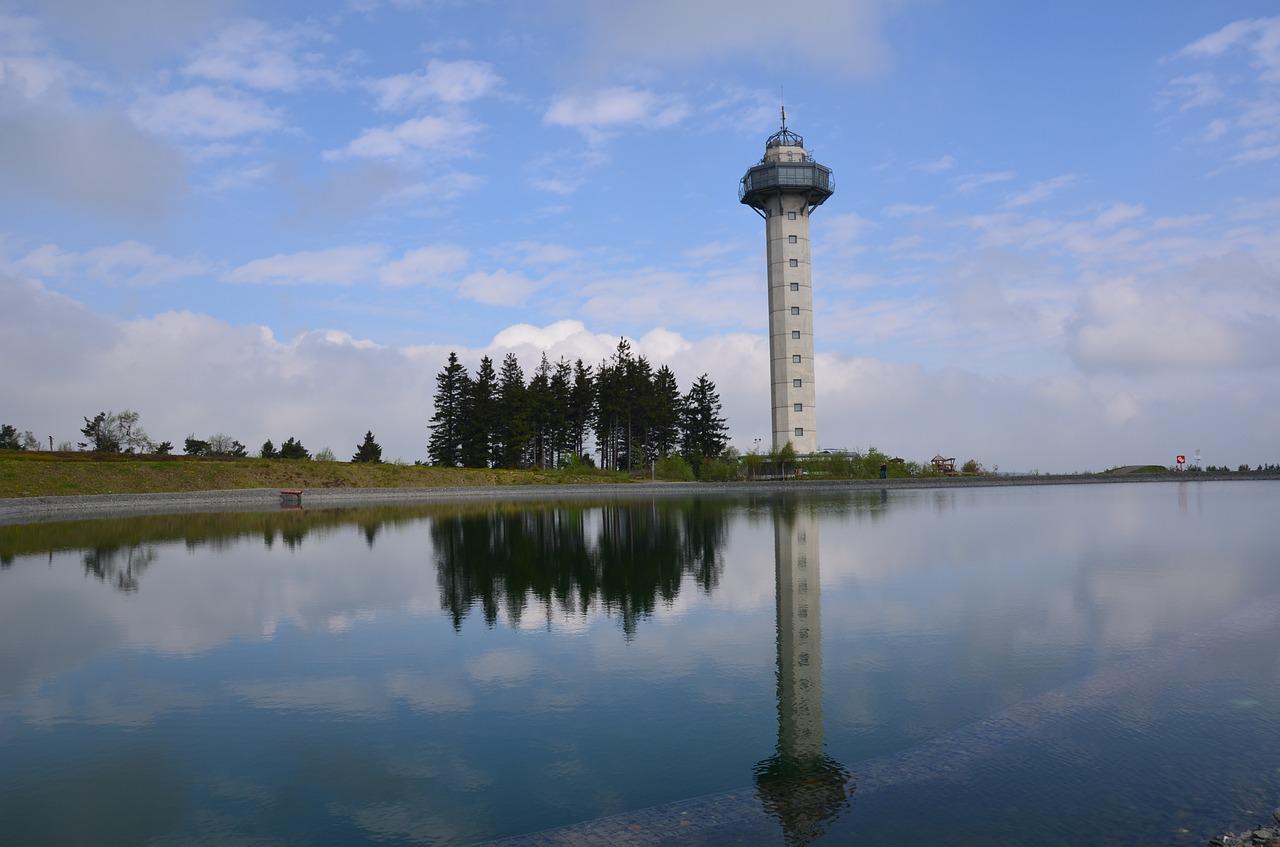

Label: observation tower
[740,109,834,455]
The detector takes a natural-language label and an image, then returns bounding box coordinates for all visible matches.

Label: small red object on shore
[279,489,303,505]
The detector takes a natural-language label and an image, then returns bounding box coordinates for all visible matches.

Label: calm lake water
[1,482,1278,846]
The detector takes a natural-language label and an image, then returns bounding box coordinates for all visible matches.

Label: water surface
[1,482,1277,845]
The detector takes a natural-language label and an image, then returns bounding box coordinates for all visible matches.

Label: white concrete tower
[740,109,834,455]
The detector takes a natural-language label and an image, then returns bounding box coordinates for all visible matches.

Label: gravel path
[2,472,1275,525]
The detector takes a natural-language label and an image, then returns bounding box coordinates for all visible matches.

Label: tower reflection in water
[754,502,853,844]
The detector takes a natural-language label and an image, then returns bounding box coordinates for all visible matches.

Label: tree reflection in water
[431,499,730,637]
[81,545,157,593]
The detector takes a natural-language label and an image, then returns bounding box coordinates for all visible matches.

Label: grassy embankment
[0,451,632,499]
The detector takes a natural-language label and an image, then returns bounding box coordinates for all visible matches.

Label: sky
[1,0,1278,470]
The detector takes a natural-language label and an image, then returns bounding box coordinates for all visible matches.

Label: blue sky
[2,1,1278,469]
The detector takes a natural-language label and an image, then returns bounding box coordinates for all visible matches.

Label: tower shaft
[740,121,833,456]
[764,193,817,454]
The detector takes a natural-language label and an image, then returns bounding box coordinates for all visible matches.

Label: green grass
[1103,464,1170,475]
[0,451,632,498]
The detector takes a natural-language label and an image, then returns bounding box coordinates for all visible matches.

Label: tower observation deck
[741,111,834,455]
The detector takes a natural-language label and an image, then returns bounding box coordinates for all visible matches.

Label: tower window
[788,235,798,244]
[794,427,804,436]
[793,378,802,387]
[792,330,800,339]
[791,306,800,315]
[789,259,798,267]
[790,283,799,291]
[794,403,803,412]
[792,355,801,363]
[788,211,797,220]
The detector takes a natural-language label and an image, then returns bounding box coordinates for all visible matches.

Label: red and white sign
[1176,455,1186,465]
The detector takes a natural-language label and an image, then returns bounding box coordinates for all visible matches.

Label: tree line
[0,410,387,464]
[426,339,730,473]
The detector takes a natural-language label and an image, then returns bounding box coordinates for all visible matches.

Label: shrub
[698,457,738,482]
[314,447,337,462]
[655,455,695,481]
[561,453,597,472]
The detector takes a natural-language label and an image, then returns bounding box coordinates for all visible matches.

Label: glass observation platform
[739,161,835,212]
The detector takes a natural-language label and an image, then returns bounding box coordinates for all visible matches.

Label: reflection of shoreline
[6,474,1276,525]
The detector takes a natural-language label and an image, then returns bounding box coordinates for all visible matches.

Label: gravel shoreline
[2,472,1276,525]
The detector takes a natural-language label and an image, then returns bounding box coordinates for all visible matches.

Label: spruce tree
[681,374,729,468]
[651,365,682,458]
[550,357,573,467]
[279,437,310,459]
[352,430,382,463]
[260,439,278,459]
[568,359,595,458]
[494,353,530,468]
[594,338,634,469]
[460,356,498,468]
[629,355,655,468]
[428,352,468,466]
[527,353,553,468]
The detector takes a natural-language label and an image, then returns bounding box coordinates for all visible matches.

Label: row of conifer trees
[427,339,729,471]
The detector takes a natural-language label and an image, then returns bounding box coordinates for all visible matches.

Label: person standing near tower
[740,109,835,456]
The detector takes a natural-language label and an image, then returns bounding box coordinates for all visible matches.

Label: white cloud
[1003,174,1077,208]
[227,245,388,285]
[1233,143,1280,163]
[1070,278,1280,372]
[323,114,481,161]
[817,212,876,246]
[529,176,581,195]
[130,85,284,139]
[185,19,333,92]
[1179,17,1280,81]
[0,105,185,218]
[205,161,275,192]
[682,241,740,261]
[1094,203,1145,228]
[378,245,469,287]
[4,277,1280,471]
[544,86,688,140]
[887,234,925,252]
[15,240,213,287]
[952,171,1016,193]
[882,203,934,218]
[566,0,894,78]
[0,14,185,218]
[1162,72,1223,111]
[368,58,500,110]
[0,13,85,100]
[459,270,542,306]
[503,242,579,265]
[912,155,955,174]
[1171,17,1280,164]
[1202,118,1231,142]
